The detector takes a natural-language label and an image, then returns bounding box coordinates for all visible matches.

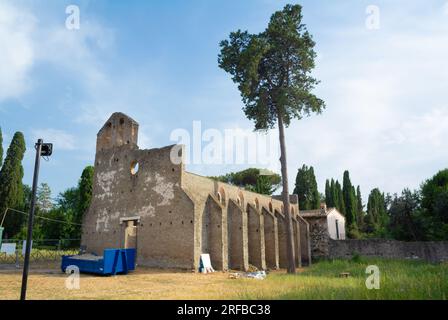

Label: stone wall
[83,112,312,271]
[328,239,448,263]
[227,199,249,270]
[298,216,312,265]
[204,195,227,270]
[183,172,311,270]
[82,113,197,269]
[275,211,288,269]
[306,216,329,258]
[263,208,279,269]
[247,203,266,270]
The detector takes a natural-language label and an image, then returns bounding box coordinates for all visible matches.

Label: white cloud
[3,0,447,201]
[32,129,76,150]
[444,2,448,15]
[0,2,36,101]
[384,108,448,148]
[285,4,448,198]
[74,73,155,127]
[36,20,114,85]
[0,1,115,108]
[138,126,152,149]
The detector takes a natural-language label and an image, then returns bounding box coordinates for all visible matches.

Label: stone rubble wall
[328,239,448,263]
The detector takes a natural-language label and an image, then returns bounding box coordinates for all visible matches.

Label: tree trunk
[277,114,296,274]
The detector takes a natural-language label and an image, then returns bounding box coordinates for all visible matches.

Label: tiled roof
[299,209,326,217]
[300,207,341,218]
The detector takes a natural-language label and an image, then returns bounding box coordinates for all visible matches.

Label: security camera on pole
[20,139,52,300]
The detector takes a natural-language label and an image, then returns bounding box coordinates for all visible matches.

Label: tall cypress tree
[309,166,320,209]
[0,127,3,168]
[366,188,388,235]
[342,171,357,232]
[294,165,308,209]
[78,165,94,222]
[335,180,346,215]
[330,179,337,208]
[352,186,358,211]
[68,165,94,238]
[294,164,320,210]
[356,185,364,228]
[0,132,26,237]
[325,179,332,207]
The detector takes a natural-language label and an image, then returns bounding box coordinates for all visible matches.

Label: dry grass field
[0,265,281,300]
[1,258,447,300]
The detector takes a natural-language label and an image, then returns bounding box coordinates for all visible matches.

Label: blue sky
[1,0,448,202]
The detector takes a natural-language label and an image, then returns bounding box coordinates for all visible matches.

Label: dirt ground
[0,264,287,300]
[2,259,446,300]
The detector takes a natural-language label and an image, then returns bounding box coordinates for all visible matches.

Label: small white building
[300,203,346,240]
[299,203,346,258]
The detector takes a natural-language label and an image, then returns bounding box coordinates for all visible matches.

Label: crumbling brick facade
[82,112,311,271]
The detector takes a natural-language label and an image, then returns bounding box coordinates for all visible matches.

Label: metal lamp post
[20,139,52,300]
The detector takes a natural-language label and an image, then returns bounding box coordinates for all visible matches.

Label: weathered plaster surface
[82,112,312,270]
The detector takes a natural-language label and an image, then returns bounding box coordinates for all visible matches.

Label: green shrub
[351,252,362,263]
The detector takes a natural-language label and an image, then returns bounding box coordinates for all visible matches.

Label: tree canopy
[4,165,94,240]
[421,169,448,224]
[356,186,364,229]
[0,132,26,237]
[218,4,325,131]
[342,170,358,235]
[37,183,54,212]
[210,168,281,195]
[0,127,3,168]
[420,169,448,239]
[365,188,388,236]
[388,189,422,241]
[293,164,320,210]
[78,166,94,221]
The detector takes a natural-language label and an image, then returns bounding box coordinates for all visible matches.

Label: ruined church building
[82,113,312,271]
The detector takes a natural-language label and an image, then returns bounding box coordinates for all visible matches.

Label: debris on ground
[339,272,350,278]
[246,271,266,280]
[247,264,259,272]
[229,270,267,280]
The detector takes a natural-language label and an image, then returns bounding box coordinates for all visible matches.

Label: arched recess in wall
[269,202,273,213]
[217,187,226,205]
[237,191,244,207]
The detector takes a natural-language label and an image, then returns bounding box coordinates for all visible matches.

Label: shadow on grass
[235,258,448,300]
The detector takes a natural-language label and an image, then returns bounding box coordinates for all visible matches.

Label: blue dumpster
[61,248,136,275]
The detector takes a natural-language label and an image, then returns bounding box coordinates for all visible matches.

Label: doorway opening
[120,216,140,250]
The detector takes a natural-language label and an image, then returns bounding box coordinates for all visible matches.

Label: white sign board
[200,254,215,273]
[22,240,33,256]
[1,243,16,255]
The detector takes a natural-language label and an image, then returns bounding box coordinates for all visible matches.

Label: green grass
[237,258,448,300]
